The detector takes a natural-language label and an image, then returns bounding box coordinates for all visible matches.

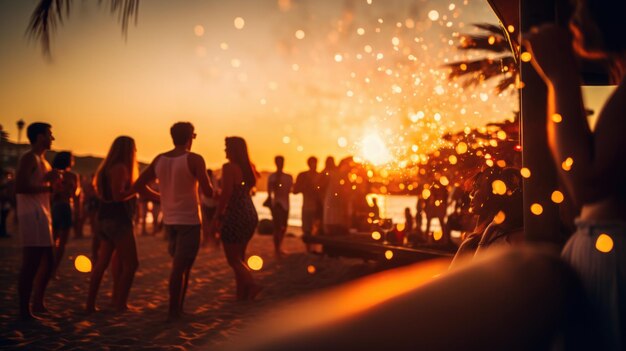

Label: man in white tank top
[130,122,213,322]
[16,122,61,320]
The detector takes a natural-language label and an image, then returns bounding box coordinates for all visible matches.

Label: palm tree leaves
[445,23,518,94]
[27,0,139,57]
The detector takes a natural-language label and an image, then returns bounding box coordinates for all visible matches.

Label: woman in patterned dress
[215,137,261,301]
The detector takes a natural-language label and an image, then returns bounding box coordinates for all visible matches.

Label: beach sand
[0,225,385,350]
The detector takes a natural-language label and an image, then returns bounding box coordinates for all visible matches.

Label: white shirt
[155,153,201,225]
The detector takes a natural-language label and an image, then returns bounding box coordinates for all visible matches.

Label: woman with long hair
[525,1,626,348]
[50,151,80,276]
[215,137,261,300]
[86,136,139,313]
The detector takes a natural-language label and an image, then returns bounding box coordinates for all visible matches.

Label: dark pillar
[519,0,563,246]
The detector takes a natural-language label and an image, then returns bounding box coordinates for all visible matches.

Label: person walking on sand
[16,122,60,320]
[129,122,213,322]
[86,136,142,313]
[293,156,321,253]
[50,151,80,277]
[215,137,262,300]
[267,155,293,258]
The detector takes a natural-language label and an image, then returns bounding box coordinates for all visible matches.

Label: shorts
[271,205,289,230]
[98,218,133,243]
[52,202,73,230]
[166,224,200,261]
[18,209,53,247]
[562,219,626,350]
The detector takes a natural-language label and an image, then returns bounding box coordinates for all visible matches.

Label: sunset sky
[1,0,608,173]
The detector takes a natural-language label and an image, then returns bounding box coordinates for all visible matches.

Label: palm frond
[27,0,139,57]
[458,35,510,54]
[472,23,505,36]
[445,56,517,92]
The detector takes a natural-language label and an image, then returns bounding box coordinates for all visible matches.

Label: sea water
[252,191,444,235]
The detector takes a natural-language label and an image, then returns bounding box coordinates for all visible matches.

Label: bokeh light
[551,190,564,204]
[193,25,204,37]
[433,230,443,241]
[491,180,507,195]
[233,17,245,29]
[530,203,543,215]
[493,211,506,224]
[520,167,531,178]
[247,255,263,271]
[74,255,92,273]
[595,234,614,253]
[384,250,394,260]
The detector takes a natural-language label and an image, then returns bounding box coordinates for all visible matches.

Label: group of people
[16,122,261,322]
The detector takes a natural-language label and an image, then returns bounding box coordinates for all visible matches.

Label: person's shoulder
[222,162,238,172]
[19,151,36,163]
[152,153,165,164]
[187,152,205,161]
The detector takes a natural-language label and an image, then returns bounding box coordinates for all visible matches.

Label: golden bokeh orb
[74,255,92,273]
[247,255,264,271]
[384,250,394,260]
[530,203,543,215]
[551,190,564,204]
[595,234,614,253]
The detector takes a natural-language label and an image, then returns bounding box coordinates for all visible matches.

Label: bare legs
[86,232,137,313]
[18,246,54,320]
[86,240,114,313]
[223,240,261,301]
[52,228,70,276]
[168,254,195,321]
[271,206,288,258]
[273,228,286,258]
[112,234,138,311]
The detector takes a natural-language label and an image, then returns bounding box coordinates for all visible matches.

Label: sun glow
[359,133,393,166]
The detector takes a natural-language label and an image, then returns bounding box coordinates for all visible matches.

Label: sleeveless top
[97,169,135,225]
[155,153,201,225]
[16,154,53,246]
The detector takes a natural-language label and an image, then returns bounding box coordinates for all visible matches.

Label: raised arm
[525,24,622,204]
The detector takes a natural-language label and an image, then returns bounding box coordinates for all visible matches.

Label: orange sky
[1,0,525,173]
